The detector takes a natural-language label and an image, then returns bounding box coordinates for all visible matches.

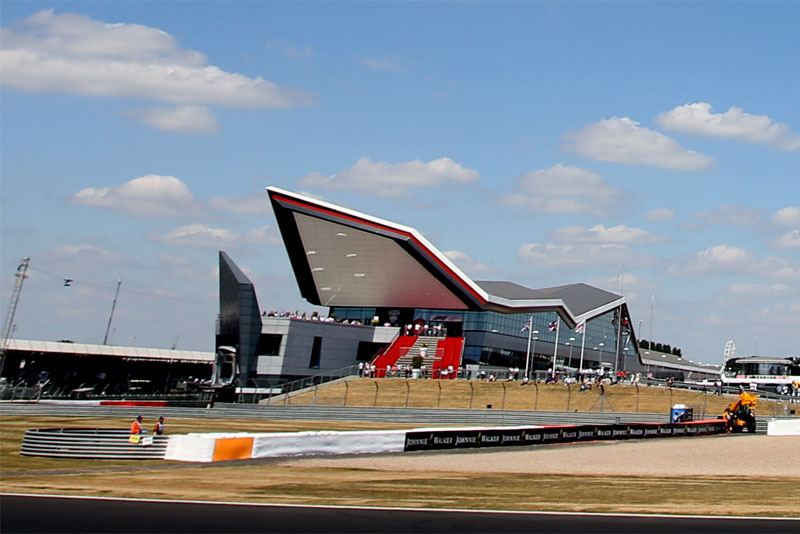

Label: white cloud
[772,206,800,226]
[243,226,282,245]
[497,164,624,217]
[551,224,665,244]
[266,40,314,59]
[442,250,495,275]
[38,244,132,281]
[645,208,675,221]
[657,102,800,151]
[0,9,313,109]
[517,242,628,268]
[667,244,753,277]
[693,205,763,226]
[153,224,237,247]
[125,105,219,135]
[71,174,199,217]
[563,117,715,170]
[358,54,410,72]
[49,243,126,263]
[298,157,479,198]
[210,191,272,215]
[774,230,800,249]
[727,282,793,298]
[152,224,280,248]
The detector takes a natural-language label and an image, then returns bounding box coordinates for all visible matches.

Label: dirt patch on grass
[292,434,800,478]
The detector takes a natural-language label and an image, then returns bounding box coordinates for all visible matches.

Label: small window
[309,336,322,369]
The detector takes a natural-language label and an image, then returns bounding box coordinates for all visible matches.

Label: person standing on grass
[153,416,165,435]
[130,415,144,435]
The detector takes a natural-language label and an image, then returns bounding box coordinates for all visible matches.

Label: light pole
[568,337,575,368]
[524,328,539,379]
[598,342,605,374]
[622,347,629,374]
[530,334,538,378]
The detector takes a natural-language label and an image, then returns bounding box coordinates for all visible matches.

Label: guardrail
[21,429,169,460]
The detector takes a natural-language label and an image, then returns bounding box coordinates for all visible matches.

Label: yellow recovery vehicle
[723,392,757,433]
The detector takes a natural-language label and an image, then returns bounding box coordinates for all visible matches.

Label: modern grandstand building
[1,187,721,399]
[217,187,651,387]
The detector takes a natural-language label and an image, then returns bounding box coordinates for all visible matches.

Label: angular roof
[267,187,624,328]
[6,339,213,362]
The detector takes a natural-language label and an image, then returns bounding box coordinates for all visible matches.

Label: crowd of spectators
[262,310,365,325]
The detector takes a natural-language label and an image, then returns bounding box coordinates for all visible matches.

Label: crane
[0,257,31,377]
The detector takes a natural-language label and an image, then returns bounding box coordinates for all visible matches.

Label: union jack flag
[548,319,558,332]
[521,319,532,333]
[575,321,585,335]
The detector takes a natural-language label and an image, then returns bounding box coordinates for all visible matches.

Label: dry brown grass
[2,384,798,517]
[281,378,795,417]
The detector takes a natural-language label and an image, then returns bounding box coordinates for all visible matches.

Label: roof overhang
[267,187,625,326]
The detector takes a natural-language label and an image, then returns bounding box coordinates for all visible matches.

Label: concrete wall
[259,317,398,377]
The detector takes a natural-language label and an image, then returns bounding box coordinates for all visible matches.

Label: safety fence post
[469,382,474,410]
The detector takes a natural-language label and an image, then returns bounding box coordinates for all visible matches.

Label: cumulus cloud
[358,54,410,72]
[49,243,126,263]
[152,224,280,248]
[442,250,495,275]
[298,157,479,198]
[645,208,675,221]
[39,244,132,279]
[0,9,313,109]
[550,224,665,244]
[693,205,763,226]
[210,191,272,215]
[563,117,715,170]
[772,206,800,226]
[667,244,753,277]
[727,282,793,297]
[517,242,628,269]
[657,102,800,151]
[774,230,800,249]
[266,40,314,59]
[125,105,219,135]
[71,174,199,217]
[497,164,624,217]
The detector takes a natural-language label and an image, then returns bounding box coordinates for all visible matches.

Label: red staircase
[369,334,464,378]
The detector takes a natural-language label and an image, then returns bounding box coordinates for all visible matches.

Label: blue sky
[1,2,798,363]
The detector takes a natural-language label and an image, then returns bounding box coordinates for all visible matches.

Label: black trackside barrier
[403,420,726,452]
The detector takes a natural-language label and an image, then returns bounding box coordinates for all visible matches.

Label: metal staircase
[394,336,441,367]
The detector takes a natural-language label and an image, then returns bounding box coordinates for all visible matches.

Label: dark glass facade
[331,306,638,373]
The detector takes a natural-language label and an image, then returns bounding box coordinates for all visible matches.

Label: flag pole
[579,322,587,373]
[551,318,560,380]
[524,315,533,379]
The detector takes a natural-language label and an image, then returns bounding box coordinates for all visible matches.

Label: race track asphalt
[2,494,798,533]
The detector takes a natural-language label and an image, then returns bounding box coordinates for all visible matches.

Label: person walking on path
[153,416,165,435]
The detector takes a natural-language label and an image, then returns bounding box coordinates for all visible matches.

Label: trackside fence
[21,429,168,460]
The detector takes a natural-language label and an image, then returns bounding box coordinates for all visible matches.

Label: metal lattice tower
[0,257,30,376]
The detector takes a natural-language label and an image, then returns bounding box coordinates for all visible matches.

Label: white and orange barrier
[767,419,800,436]
[164,420,727,463]
[165,429,410,462]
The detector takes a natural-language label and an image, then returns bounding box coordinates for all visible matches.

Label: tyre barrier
[21,429,168,460]
[20,420,729,462]
[163,419,728,463]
